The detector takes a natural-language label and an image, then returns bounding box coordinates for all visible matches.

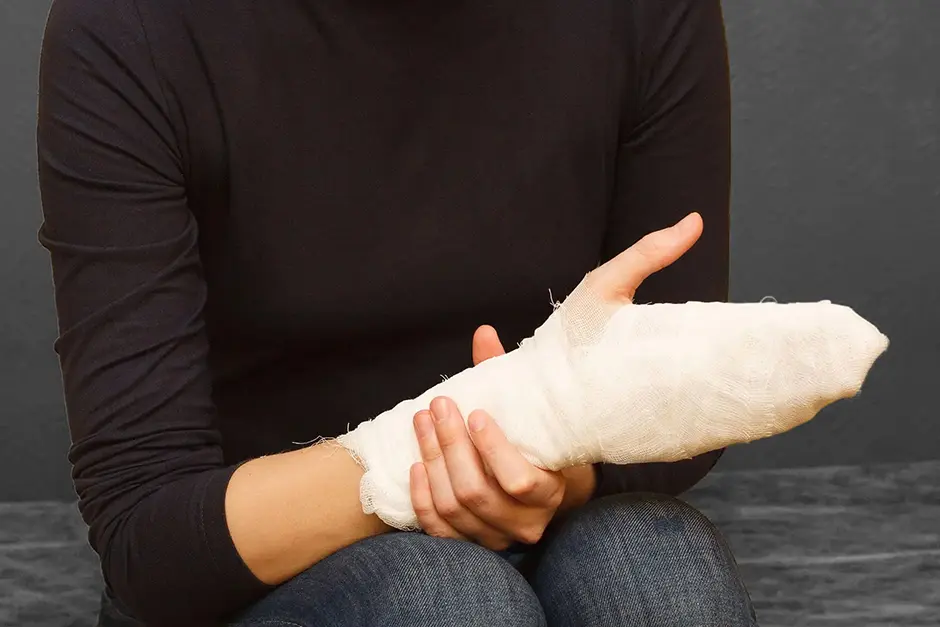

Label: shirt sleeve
[593,0,731,499]
[37,0,272,623]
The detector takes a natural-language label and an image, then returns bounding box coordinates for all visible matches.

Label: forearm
[225,441,391,585]
[226,443,594,584]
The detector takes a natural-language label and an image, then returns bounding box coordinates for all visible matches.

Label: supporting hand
[409,326,594,549]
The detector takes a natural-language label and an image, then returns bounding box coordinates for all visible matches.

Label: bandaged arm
[593,0,734,497]
[339,280,889,530]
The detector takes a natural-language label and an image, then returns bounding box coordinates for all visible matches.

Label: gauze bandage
[338,276,889,530]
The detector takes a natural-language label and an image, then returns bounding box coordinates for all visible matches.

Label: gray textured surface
[2,0,77,501]
[717,0,940,471]
[1,0,938,495]
[1,461,938,627]
[687,460,940,626]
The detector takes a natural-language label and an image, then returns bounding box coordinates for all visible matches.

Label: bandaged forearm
[337,276,889,530]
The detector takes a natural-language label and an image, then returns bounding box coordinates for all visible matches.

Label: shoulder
[39,0,207,119]
[41,0,152,79]
[44,0,146,41]
[41,0,194,64]
[627,0,724,24]
[622,0,728,107]
[626,0,725,46]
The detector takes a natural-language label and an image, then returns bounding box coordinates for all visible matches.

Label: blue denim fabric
[525,493,759,626]
[230,532,546,627]
[99,493,758,626]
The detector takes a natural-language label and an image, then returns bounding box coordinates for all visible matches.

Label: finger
[467,410,565,509]
[472,325,506,366]
[410,462,466,541]
[591,212,703,302]
[430,398,523,517]
[414,408,507,546]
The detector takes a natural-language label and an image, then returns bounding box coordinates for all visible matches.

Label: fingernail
[468,412,486,433]
[431,398,449,423]
[414,411,433,436]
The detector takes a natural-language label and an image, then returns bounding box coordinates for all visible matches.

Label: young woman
[37,0,756,624]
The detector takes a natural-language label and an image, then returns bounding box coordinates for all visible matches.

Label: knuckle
[436,430,467,452]
[638,230,667,252]
[634,233,669,266]
[412,501,435,518]
[506,477,538,498]
[454,483,488,508]
[436,499,463,519]
[422,444,444,462]
[435,427,457,446]
[474,437,499,459]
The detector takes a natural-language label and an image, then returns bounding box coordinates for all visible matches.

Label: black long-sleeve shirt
[36,0,731,624]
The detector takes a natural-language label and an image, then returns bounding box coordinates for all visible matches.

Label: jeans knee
[613,493,724,549]
[565,493,727,558]
[531,493,756,626]
[232,533,545,627]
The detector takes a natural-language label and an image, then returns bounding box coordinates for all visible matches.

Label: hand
[407,214,701,548]
[471,326,596,512]
[408,327,570,550]
[586,211,703,303]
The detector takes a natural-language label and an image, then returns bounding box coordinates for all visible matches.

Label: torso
[134,0,631,459]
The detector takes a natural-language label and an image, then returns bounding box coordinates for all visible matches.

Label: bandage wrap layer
[337,276,889,530]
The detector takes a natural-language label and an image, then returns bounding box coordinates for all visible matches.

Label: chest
[178,0,627,340]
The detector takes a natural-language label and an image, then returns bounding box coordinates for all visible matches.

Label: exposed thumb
[472,325,506,366]
[589,212,703,302]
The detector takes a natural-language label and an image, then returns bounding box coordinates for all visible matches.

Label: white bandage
[337,276,889,530]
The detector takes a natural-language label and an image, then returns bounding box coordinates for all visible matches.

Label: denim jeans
[99,493,759,626]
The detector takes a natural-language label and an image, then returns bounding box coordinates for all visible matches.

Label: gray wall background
[1,1,937,501]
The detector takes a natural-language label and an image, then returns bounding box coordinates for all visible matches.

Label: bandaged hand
[404,213,700,546]
[339,212,889,530]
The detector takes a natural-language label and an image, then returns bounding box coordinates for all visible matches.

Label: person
[36,0,757,624]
